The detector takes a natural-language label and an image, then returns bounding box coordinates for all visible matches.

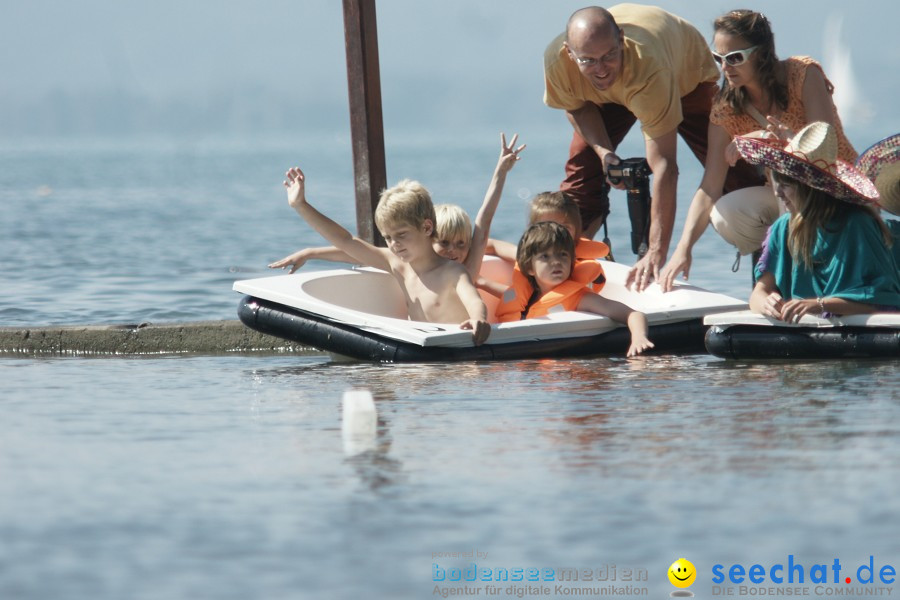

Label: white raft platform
[704,310,900,359]
[234,257,747,362]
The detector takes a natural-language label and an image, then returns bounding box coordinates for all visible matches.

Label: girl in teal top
[734,122,900,322]
[754,202,900,320]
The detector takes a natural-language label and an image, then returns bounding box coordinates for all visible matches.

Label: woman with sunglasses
[659,9,857,292]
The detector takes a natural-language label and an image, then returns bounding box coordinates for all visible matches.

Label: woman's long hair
[774,172,892,267]
[713,10,787,116]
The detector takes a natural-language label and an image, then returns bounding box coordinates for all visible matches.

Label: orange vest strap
[576,238,610,259]
[573,239,608,291]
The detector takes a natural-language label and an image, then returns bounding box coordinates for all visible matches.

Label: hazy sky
[2,0,898,144]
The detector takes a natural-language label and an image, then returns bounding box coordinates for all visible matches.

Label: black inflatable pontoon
[233,260,749,363]
[239,294,710,362]
[704,312,900,359]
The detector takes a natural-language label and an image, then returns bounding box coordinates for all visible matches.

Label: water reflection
[342,429,405,494]
[242,354,900,489]
[5,354,900,600]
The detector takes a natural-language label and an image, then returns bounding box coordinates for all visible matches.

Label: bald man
[544,4,762,291]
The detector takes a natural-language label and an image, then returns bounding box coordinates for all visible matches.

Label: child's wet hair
[375,179,436,234]
[516,221,576,282]
[434,204,472,244]
[528,191,582,236]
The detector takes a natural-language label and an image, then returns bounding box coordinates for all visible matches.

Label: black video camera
[606,157,652,257]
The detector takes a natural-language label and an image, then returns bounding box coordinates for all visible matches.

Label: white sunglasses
[711,45,759,67]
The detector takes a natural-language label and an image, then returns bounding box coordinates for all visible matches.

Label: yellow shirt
[543,3,719,140]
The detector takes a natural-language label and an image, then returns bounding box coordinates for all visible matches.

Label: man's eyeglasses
[571,45,621,67]
[711,45,758,67]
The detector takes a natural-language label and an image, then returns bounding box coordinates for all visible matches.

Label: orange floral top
[711,56,857,162]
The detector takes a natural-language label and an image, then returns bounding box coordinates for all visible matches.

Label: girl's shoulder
[771,212,792,233]
[840,206,883,232]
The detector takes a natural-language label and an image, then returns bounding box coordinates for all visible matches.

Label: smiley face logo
[668,558,696,588]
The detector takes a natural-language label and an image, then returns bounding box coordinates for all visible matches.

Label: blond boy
[283,167,490,344]
[271,133,524,276]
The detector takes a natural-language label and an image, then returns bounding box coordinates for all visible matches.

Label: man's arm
[284,167,391,272]
[625,129,678,291]
[659,124,732,291]
[566,104,622,174]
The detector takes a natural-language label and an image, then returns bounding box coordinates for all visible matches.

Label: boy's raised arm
[284,167,391,272]
[465,133,526,276]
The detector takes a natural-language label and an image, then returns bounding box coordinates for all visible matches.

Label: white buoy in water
[342,389,377,455]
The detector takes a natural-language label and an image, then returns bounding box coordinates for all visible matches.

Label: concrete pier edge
[0,320,322,357]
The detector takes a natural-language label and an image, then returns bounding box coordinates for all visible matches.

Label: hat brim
[735,136,878,204]
[856,133,900,177]
[856,133,900,215]
[874,162,900,215]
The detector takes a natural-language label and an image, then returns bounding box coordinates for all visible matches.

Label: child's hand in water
[460,318,491,346]
[496,132,526,174]
[627,334,655,357]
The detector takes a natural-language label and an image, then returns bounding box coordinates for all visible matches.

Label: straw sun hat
[733,121,879,204]
[856,133,900,215]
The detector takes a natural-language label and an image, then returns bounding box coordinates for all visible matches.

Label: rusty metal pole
[342,0,387,246]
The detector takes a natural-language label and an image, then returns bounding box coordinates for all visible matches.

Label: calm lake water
[2,136,899,599]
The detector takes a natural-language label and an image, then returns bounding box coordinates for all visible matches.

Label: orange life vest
[574,238,609,291]
[495,238,608,322]
[521,280,591,319]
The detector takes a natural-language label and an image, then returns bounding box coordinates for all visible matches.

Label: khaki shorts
[710,186,785,255]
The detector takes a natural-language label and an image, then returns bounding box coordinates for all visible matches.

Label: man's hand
[460,319,491,345]
[625,248,666,292]
[603,152,625,190]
